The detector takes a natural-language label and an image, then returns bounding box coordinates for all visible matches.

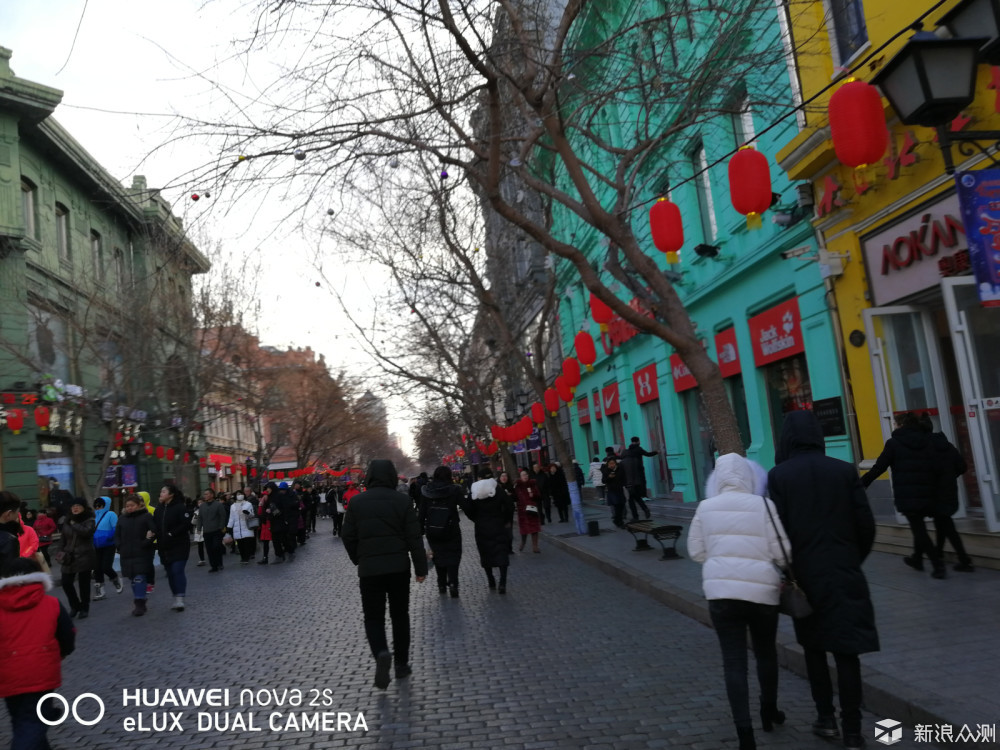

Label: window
[21,179,38,240]
[827,0,868,67]
[55,203,70,262]
[91,231,103,277]
[766,353,814,442]
[730,95,756,148]
[774,0,806,128]
[28,306,71,382]
[690,141,717,241]
[113,248,125,291]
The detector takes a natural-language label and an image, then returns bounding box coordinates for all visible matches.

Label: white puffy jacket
[687,453,790,606]
[470,478,497,500]
[588,462,604,486]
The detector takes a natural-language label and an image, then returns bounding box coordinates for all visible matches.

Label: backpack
[424,503,451,542]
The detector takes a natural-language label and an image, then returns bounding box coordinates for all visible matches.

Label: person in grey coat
[343,459,428,689]
[767,410,878,750]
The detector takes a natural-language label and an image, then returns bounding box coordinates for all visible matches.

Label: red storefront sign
[601,383,621,415]
[748,298,805,367]
[632,363,659,404]
[578,397,591,425]
[670,353,698,392]
[599,298,656,353]
[208,454,233,464]
[715,328,741,378]
[592,391,603,421]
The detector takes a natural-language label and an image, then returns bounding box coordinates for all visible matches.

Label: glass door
[863,306,964,519]
[942,278,1000,532]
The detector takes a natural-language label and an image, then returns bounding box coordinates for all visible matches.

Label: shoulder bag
[762,496,813,619]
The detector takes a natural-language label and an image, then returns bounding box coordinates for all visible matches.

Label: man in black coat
[861,411,945,578]
[768,410,878,750]
[342,459,427,689]
[0,494,24,576]
[621,437,656,521]
[269,483,300,562]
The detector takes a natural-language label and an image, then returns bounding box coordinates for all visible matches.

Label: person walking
[116,494,157,616]
[58,498,97,619]
[258,486,274,564]
[920,414,975,572]
[342,459,427,689]
[199,489,228,573]
[601,458,628,528]
[466,468,514,593]
[152,484,192,612]
[768,410,878,750]
[513,469,542,553]
[227,490,257,565]
[91,497,123,601]
[861,412,945,579]
[33,508,57,567]
[269,482,300,563]
[530,463,551,524]
[497,471,517,554]
[419,467,465,597]
[0,493,24,576]
[688,453,790,750]
[588,456,606,504]
[192,498,207,566]
[621,437,656,521]
[546,464,572,523]
[0,557,76,750]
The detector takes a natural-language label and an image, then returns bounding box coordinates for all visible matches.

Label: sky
[1,0,416,450]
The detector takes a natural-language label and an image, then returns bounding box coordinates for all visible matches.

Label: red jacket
[33,515,57,547]
[0,572,74,697]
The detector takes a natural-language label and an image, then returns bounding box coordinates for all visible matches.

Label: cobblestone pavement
[3,517,939,750]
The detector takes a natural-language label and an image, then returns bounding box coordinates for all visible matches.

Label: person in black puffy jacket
[919,414,974,572]
[861,412,945,579]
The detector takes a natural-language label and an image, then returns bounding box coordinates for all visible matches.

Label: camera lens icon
[875,718,903,745]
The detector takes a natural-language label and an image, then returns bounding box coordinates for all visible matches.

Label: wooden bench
[623,521,683,560]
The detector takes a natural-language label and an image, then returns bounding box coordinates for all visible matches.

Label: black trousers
[933,514,972,564]
[626,486,650,520]
[61,570,91,613]
[904,513,941,565]
[333,512,344,536]
[708,599,780,728]
[204,529,225,569]
[359,571,411,664]
[236,536,256,562]
[434,563,459,591]
[803,649,863,734]
[93,545,119,584]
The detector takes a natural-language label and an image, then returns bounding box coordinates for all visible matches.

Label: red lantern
[555,375,573,403]
[589,293,614,332]
[183,452,191,464]
[519,415,533,440]
[166,448,175,462]
[486,442,499,456]
[277,471,285,480]
[114,431,124,445]
[144,442,154,457]
[490,424,501,441]
[649,197,684,263]
[251,468,257,477]
[544,387,560,415]
[33,406,50,431]
[268,471,275,479]
[155,445,165,460]
[456,448,465,458]
[575,330,597,371]
[562,357,581,391]
[215,461,223,472]
[6,408,24,434]
[200,456,208,469]
[828,79,889,169]
[530,401,546,425]
[728,146,772,229]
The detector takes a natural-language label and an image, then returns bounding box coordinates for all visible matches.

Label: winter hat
[278,482,289,489]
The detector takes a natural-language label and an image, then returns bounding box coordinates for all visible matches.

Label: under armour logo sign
[636,373,652,399]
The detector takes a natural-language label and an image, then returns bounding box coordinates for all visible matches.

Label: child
[0,557,76,748]
[115,494,156,616]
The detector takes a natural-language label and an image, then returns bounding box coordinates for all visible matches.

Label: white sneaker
[93,584,106,601]
[112,578,124,594]
[171,596,185,612]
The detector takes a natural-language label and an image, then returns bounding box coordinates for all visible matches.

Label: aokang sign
[862,193,968,306]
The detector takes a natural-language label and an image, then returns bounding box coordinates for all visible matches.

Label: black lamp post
[940,0,1000,64]
[871,27,993,173]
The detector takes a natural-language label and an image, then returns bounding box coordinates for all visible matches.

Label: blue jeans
[164,560,187,596]
[131,574,148,600]
[708,598,780,728]
[5,691,58,750]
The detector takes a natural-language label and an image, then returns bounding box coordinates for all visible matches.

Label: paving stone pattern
[2,517,939,749]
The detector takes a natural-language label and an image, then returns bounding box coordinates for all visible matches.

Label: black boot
[760,704,785,732]
[449,585,459,598]
[736,726,756,750]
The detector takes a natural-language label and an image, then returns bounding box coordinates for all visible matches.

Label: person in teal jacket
[92,497,123,600]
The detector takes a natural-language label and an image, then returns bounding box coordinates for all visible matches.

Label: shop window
[724,374,753,449]
[765,353,814,442]
[21,178,38,240]
[55,203,70,262]
[607,412,624,451]
[683,389,715,499]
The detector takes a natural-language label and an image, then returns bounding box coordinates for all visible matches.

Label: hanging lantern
[155,445,165,460]
[251,468,258,477]
[214,461,223,473]
[33,406,51,431]
[649,197,685,263]
[456,448,465,458]
[562,357,581,392]
[200,456,208,469]
[490,424,501,441]
[590,293,614,332]
[575,330,597,371]
[166,448,175,462]
[6,409,25,435]
[531,402,546,425]
[191,193,200,201]
[555,375,574,403]
[144,442,154,457]
[828,79,889,169]
[519,415,533,440]
[114,431,124,447]
[183,452,191,464]
[728,146,772,230]
[544,387,560,416]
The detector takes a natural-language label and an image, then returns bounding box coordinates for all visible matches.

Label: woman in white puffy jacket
[226,492,257,565]
[687,453,791,750]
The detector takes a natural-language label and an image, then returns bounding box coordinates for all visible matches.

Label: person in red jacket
[0,556,76,749]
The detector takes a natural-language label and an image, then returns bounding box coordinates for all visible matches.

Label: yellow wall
[778,0,1000,459]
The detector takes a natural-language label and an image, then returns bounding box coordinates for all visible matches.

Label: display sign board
[748,298,805,367]
[715,328,741,378]
[812,397,846,437]
[954,170,1000,307]
[632,363,659,404]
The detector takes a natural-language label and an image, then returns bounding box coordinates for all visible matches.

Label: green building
[551,2,852,500]
[0,47,209,506]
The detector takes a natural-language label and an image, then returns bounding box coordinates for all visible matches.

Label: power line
[55,0,90,77]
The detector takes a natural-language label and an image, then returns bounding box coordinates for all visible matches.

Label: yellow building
[778,0,1000,534]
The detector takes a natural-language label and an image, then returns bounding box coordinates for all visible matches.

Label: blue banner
[954,170,1000,307]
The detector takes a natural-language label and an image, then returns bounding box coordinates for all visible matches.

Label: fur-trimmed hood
[0,572,53,613]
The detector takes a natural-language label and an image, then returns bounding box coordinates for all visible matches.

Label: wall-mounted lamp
[693,243,721,259]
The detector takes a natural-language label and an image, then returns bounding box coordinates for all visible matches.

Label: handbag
[55,548,76,566]
[247,515,260,529]
[525,504,539,514]
[762,496,813,619]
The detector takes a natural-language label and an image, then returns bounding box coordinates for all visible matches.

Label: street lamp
[871,26,993,173]
[939,0,1000,64]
